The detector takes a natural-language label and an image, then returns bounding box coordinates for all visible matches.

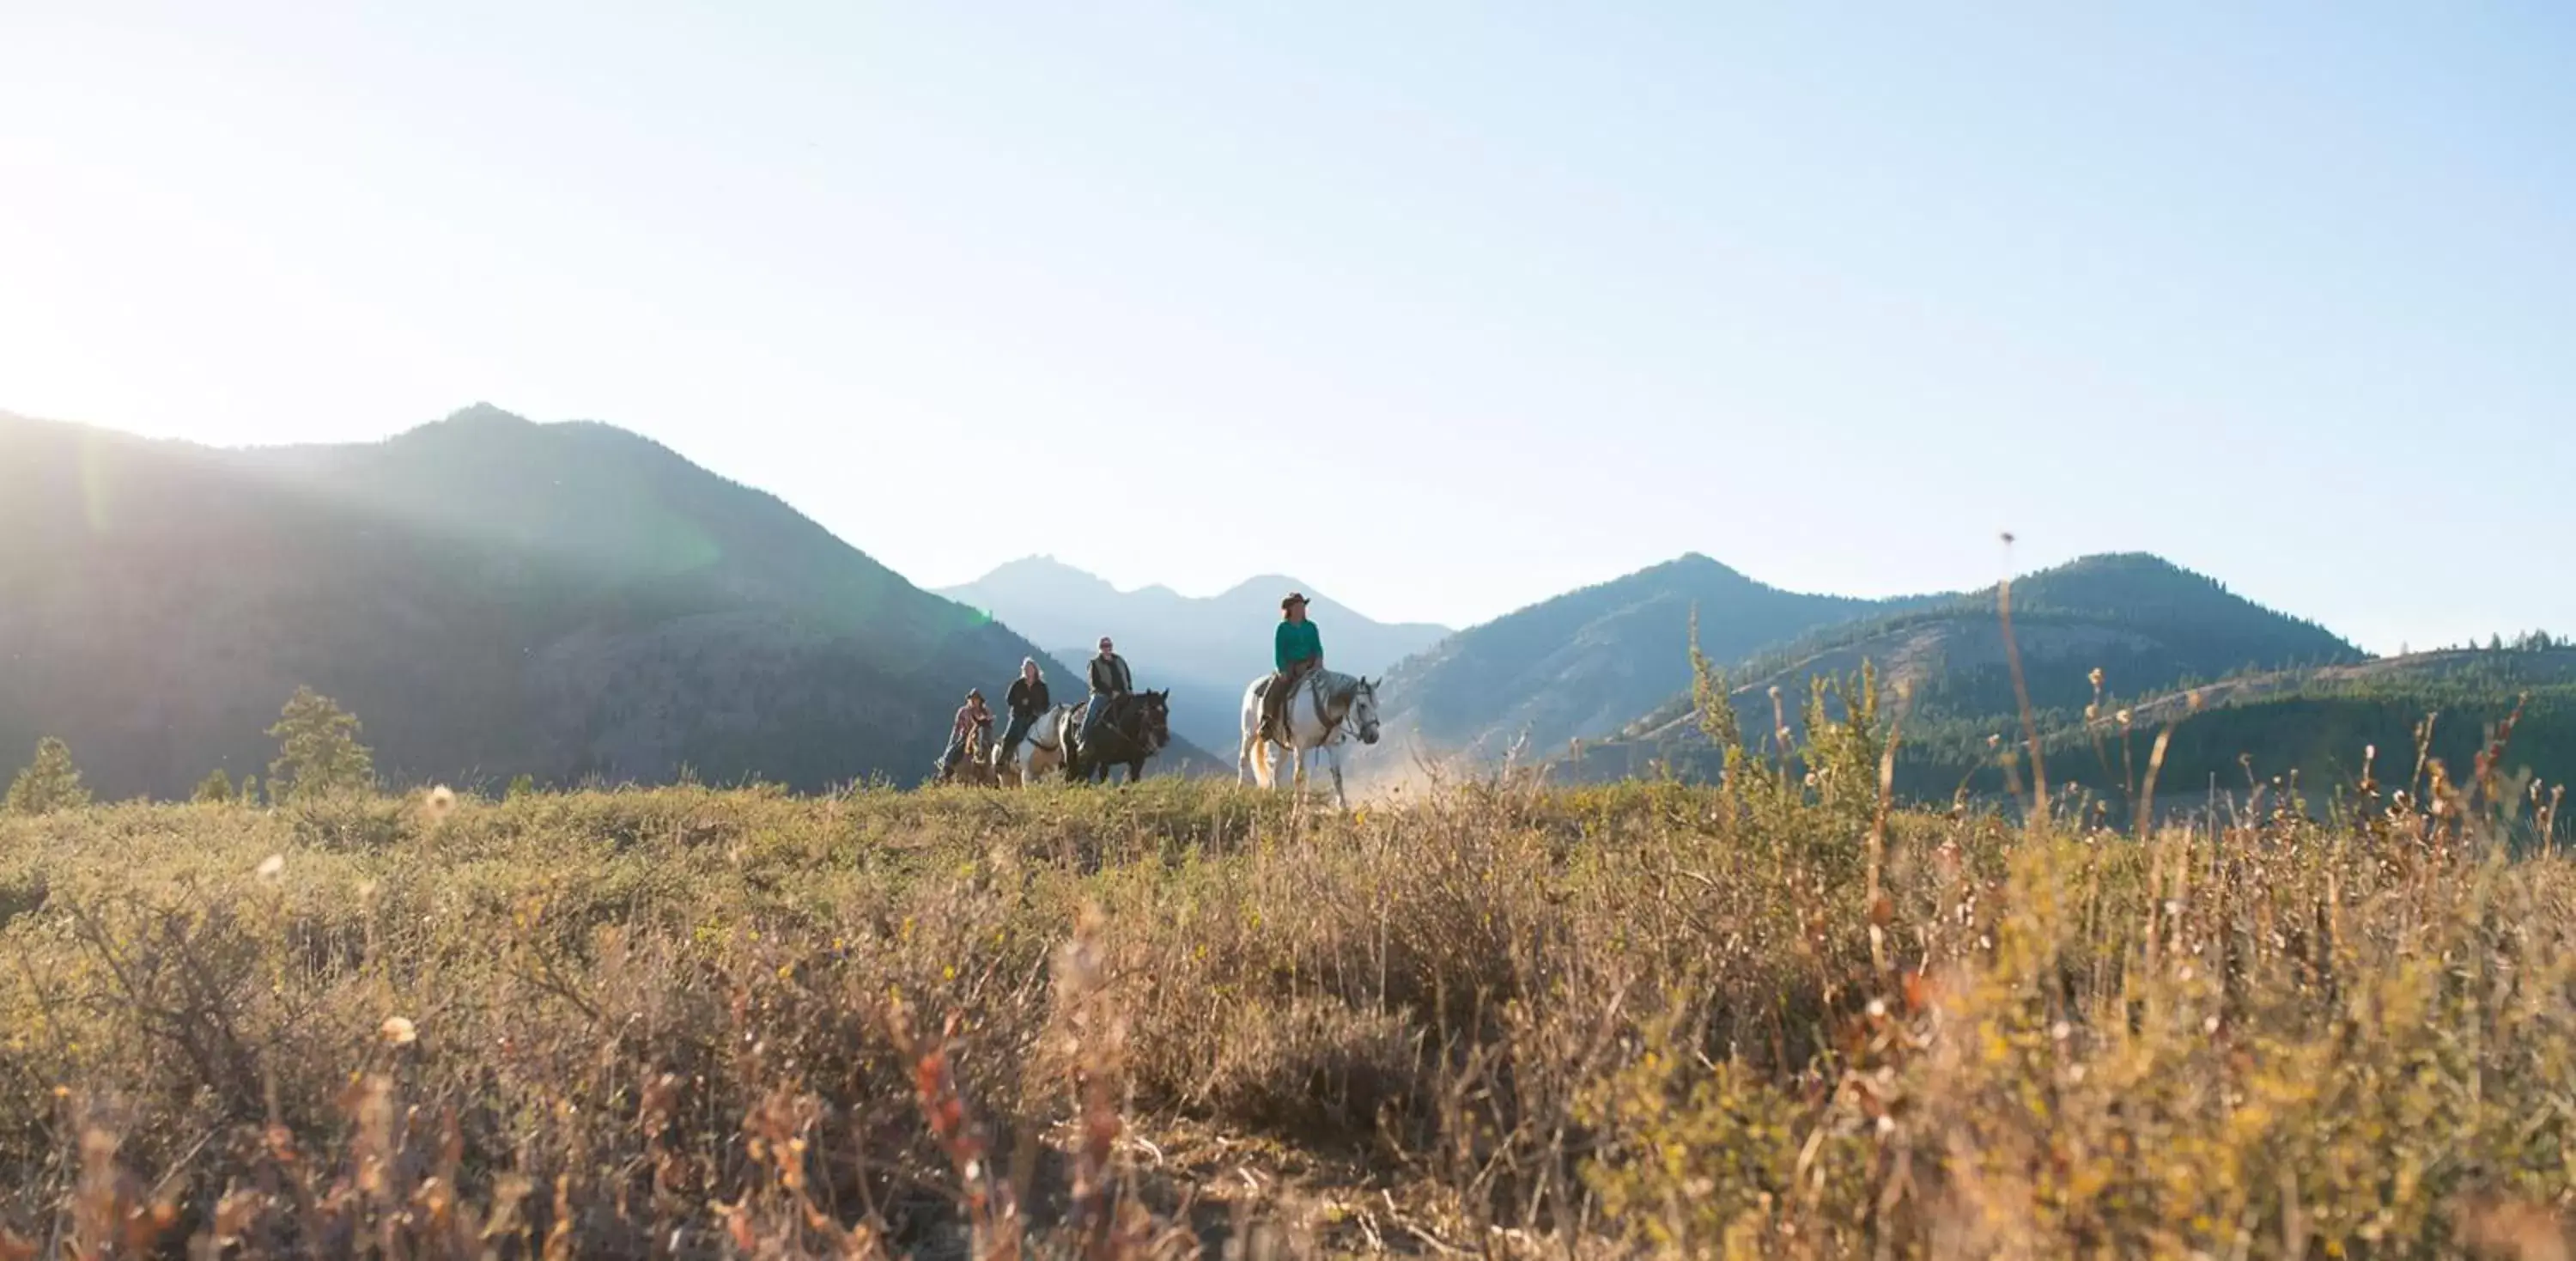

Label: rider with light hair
[1262,592,1322,741]
[999,657,1049,765]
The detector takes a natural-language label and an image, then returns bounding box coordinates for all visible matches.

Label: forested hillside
[1559,555,2400,803]
[1371,553,1919,761]
[0,406,1214,798]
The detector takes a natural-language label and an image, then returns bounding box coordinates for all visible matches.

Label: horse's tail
[1242,678,1273,789]
[1059,703,1084,779]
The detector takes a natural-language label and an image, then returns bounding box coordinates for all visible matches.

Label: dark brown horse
[1060,690,1171,784]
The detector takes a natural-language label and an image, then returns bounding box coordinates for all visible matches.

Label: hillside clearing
[3,777,2573,1257]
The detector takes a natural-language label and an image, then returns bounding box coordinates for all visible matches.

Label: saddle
[939,723,992,784]
[1072,694,1128,748]
[1260,669,1322,742]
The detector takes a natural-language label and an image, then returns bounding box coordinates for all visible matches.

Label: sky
[3,2,2569,654]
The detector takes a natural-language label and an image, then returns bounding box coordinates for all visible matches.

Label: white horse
[1237,668,1381,807]
[990,703,1072,787]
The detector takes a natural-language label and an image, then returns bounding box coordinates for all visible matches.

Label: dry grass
[2,767,2573,1258]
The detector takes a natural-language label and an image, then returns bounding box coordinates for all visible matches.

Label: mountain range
[0,405,1220,799]
[1367,554,1935,764]
[1340,546,2569,815]
[1351,549,2361,768]
[938,557,1449,755]
[6,403,2560,812]
[1611,552,2358,745]
[1541,553,2380,797]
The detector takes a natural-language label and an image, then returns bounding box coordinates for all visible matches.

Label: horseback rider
[1079,636,1132,747]
[936,688,993,781]
[998,657,1050,765]
[1262,592,1322,741]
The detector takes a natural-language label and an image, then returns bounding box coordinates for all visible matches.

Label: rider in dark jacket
[1079,637,1133,745]
[999,658,1050,762]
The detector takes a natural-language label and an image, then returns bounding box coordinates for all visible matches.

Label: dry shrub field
[2,762,2573,1258]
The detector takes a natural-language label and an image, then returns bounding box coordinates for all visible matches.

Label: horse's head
[1137,688,1171,752]
[1347,676,1382,746]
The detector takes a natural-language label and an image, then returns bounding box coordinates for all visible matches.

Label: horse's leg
[1327,744,1346,809]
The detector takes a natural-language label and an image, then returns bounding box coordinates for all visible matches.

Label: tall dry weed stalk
[3,768,2574,1256]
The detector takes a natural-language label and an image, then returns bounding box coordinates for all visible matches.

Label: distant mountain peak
[437,402,538,428]
[1663,551,1750,580]
[983,554,1093,577]
[373,404,545,454]
[377,409,707,479]
[1542,552,1761,605]
[2044,551,2190,576]
[1218,573,1314,602]
[966,560,1360,616]
[960,556,1123,596]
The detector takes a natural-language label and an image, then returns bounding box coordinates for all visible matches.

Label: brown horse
[938,724,1000,788]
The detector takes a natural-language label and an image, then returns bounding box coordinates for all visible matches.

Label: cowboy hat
[1281,592,1309,610]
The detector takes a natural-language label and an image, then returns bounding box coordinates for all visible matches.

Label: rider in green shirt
[1262,593,1323,740]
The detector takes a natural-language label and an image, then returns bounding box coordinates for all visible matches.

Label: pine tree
[6,737,92,815]
[193,768,236,804]
[266,686,375,802]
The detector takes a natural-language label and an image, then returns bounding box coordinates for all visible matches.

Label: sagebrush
[1,762,2572,1257]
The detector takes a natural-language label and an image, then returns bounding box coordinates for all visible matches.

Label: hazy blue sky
[5,3,2568,652]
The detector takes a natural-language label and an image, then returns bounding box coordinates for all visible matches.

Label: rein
[1089,697,1165,754]
[1297,673,1369,743]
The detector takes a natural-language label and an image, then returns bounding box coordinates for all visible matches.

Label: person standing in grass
[1262,592,1323,741]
